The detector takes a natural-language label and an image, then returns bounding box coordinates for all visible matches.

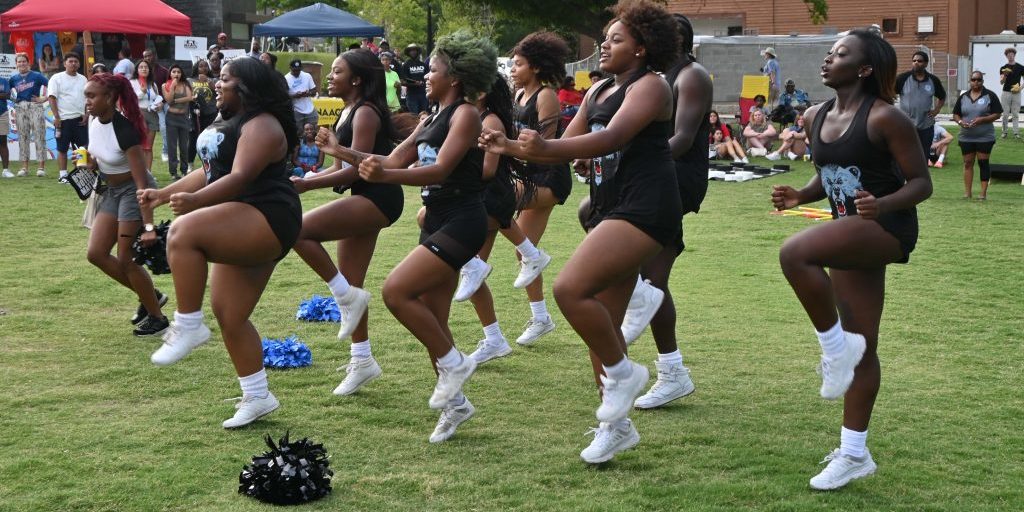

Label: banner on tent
[0,53,17,78]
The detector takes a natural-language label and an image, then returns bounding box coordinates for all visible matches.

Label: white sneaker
[749,147,767,157]
[58,170,69,180]
[333,356,382,395]
[620,279,665,345]
[515,317,556,346]
[596,361,649,423]
[633,361,695,409]
[151,322,211,366]
[741,157,750,164]
[16,169,27,177]
[336,287,371,341]
[1,169,13,178]
[468,338,512,364]
[513,249,551,289]
[222,392,280,429]
[766,151,782,161]
[429,398,475,443]
[428,353,476,409]
[161,154,169,162]
[453,260,492,302]
[818,332,866,400]
[787,151,799,160]
[809,449,877,490]
[35,169,46,177]
[580,419,640,464]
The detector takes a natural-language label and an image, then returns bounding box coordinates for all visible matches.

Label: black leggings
[978,158,991,181]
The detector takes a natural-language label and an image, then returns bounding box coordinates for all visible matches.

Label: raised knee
[778,237,806,274]
[552,276,580,308]
[380,277,404,313]
[86,249,106,267]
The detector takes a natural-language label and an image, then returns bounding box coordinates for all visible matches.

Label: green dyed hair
[433,30,498,102]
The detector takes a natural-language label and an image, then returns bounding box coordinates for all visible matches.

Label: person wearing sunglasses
[952,71,1003,200]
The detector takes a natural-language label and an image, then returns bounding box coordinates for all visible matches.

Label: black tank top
[585,72,673,220]
[514,87,567,175]
[195,110,300,209]
[335,101,397,195]
[665,59,710,214]
[415,99,484,208]
[810,96,906,218]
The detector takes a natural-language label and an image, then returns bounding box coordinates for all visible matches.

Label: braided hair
[481,76,536,211]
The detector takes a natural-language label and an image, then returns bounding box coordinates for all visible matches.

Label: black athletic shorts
[875,208,918,264]
[958,140,995,155]
[248,200,302,261]
[527,163,572,205]
[419,202,487,270]
[351,181,404,226]
[483,178,516,229]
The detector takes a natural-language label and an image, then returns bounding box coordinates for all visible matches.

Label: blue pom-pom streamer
[296,295,340,322]
[261,336,313,368]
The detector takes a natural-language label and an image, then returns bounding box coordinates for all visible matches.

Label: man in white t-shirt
[112,47,135,77]
[48,52,89,181]
[285,58,318,133]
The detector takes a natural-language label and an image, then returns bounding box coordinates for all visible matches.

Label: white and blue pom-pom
[296,295,340,322]
[261,336,313,368]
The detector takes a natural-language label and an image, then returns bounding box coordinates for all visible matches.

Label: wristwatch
[144,223,155,233]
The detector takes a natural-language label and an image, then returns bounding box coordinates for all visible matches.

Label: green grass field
[1,128,1022,511]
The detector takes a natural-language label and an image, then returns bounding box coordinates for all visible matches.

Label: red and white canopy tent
[1,0,190,72]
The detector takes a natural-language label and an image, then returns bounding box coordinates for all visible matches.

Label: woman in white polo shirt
[84,73,168,337]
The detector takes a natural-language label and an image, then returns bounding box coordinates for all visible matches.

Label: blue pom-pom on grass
[261,336,312,368]
[296,295,340,322]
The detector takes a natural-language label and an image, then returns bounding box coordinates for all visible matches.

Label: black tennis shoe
[131,290,169,325]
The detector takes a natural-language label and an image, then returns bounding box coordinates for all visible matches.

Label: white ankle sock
[529,300,550,322]
[816,321,846,359]
[482,322,504,344]
[839,426,868,458]
[610,417,630,430]
[658,350,683,366]
[238,368,269,398]
[174,310,204,330]
[603,357,633,381]
[351,339,372,359]
[516,239,540,260]
[327,272,351,299]
[937,154,945,163]
[436,347,463,369]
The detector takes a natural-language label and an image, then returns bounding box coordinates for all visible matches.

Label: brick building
[668,0,1022,58]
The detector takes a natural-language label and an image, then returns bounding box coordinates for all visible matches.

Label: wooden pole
[83,31,95,77]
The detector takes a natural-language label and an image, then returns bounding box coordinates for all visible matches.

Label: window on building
[727,26,743,36]
[917,15,935,34]
[881,18,900,34]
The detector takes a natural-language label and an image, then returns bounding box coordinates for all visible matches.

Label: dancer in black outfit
[290,49,403,396]
[317,31,497,443]
[138,58,302,429]
[771,29,932,490]
[481,0,681,464]
[630,14,712,409]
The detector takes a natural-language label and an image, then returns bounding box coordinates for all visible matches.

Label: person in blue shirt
[0,77,11,177]
[771,79,811,125]
[9,53,50,176]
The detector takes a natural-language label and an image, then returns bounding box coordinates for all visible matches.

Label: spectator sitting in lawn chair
[770,79,810,126]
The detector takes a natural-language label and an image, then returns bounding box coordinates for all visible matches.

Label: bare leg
[962,152,976,198]
[831,268,886,431]
[553,219,660,365]
[381,247,459,360]
[116,218,162,317]
[641,245,680,354]
[210,262,276,376]
[469,222,500,327]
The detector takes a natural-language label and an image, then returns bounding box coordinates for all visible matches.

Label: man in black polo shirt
[998,47,1024,139]
[896,50,946,158]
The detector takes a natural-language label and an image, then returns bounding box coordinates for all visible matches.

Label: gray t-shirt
[953,89,1003,142]
[896,71,946,130]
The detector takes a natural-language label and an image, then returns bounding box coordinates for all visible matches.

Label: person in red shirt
[557,76,584,114]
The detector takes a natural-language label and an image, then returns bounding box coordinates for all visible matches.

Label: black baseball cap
[289,58,302,69]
